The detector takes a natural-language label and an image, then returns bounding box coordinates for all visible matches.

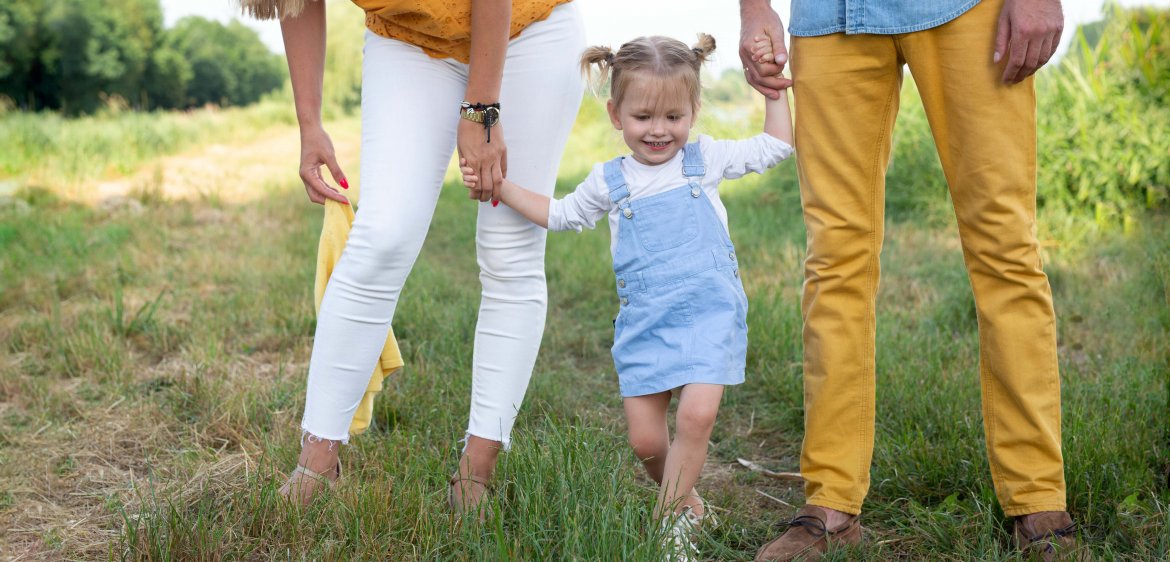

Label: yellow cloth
[315,196,404,436]
[353,0,570,63]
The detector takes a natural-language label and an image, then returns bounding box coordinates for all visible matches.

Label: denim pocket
[633,197,698,252]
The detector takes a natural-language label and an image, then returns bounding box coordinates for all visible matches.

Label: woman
[247,0,584,511]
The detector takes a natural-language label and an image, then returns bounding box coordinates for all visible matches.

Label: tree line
[0,0,285,114]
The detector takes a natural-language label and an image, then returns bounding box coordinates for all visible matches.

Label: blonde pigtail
[691,33,717,65]
[580,46,616,93]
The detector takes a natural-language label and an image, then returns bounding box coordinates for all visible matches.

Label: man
[737,0,1079,559]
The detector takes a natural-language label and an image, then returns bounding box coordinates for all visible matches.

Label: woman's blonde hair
[580,34,716,110]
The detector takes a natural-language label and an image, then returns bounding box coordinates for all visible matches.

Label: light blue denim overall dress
[608,142,749,397]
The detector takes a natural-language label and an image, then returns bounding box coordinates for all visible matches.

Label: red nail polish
[492,200,499,207]
[340,178,349,189]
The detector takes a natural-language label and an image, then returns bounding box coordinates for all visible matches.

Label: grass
[0,99,299,196]
[0,80,1167,560]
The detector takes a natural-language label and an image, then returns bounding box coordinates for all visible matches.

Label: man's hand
[740,0,792,99]
[995,0,1064,84]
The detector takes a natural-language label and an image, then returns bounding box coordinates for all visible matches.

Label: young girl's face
[607,73,696,166]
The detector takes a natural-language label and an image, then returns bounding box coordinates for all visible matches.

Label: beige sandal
[447,473,492,520]
[279,458,341,506]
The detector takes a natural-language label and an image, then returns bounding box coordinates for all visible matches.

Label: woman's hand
[457,118,507,203]
[298,125,351,205]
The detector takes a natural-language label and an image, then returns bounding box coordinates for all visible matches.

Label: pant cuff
[461,431,511,453]
[1002,503,1067,517]
[806,497,863,516]
[300,424,350,446]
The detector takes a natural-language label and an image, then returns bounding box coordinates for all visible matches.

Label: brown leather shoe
[755,505,864,562]
[1014,511,1085,561]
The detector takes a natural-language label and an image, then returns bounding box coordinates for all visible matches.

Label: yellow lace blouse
[353,0,571,63]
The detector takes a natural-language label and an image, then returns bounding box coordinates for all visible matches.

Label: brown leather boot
[755,505,864,562]
[1014,511,1085,561]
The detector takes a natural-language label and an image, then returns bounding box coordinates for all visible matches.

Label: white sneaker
[689,497,719,530]
[661,510,699,562]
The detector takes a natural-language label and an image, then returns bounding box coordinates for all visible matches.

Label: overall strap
[604,156,630,204]
[604,156,636,219]
[681,141,706,178]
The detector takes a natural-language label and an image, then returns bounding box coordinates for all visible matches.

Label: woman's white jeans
[300,4,585,449]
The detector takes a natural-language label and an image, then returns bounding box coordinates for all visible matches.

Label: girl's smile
[607,75,696,166]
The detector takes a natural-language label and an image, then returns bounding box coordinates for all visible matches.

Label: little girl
[463,34,792,559]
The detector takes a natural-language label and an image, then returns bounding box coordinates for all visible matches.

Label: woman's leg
[655,384,724,520]
[290,33,466,496]
[454,4,585,494]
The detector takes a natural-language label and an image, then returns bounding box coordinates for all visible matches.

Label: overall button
[617,279,626,288]
[620,297,629,306]
[729,251,736,261]
[690,186,701,197]
[733,268,739,278]
[622,207,634,219]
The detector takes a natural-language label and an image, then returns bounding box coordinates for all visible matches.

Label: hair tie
[605,52,615,64]
[692,47,704,57]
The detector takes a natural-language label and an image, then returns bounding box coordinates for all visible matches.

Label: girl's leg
[656,384,725,520]
[453,3,585,503]
[624,392,672,481]
[289,33,465,500]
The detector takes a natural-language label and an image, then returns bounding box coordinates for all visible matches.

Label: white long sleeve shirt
[548,133,794,256]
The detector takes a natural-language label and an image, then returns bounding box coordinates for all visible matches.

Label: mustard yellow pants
[790,0,1066,517]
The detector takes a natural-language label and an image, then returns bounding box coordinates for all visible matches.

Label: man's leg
[755,31,902,562]
[792,32,903,516]
[901,0,1067,517]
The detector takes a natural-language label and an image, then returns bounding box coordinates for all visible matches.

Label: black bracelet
[460,102,501,143]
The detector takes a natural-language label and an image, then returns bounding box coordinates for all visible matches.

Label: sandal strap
[449,473,491,488]
[290,463,338,484]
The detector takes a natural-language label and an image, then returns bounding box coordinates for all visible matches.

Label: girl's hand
[457,118,507,204]
[750,35,776,64]
[460,158,479,197]
[298,126,351,205]
[459,157,500,207]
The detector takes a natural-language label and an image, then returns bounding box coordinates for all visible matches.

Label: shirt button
[618,279,626,288]
[621,297,629,306]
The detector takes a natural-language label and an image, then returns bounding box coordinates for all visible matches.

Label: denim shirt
[789,0,981,36]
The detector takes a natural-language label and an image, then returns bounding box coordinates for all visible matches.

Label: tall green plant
[1037,5,1170,226]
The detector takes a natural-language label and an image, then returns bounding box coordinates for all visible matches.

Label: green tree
[32,0,163,113]
[0,0,43,108]
[165,17,284,108]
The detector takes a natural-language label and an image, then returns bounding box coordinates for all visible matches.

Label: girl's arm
[281,0,350,204]
[763,89,794,146]
[459,0,512,203]
[460,160,622,231]
[498,180,551,229]
[750,35,794,146]
[460,160,549,227]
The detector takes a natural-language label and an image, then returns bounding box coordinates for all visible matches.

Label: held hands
[457,118,507,204]
[748,36,790,93]
[298,126,351,205]
[739,2,791,99]
[995,0,1064,84]
[460,158,500,207]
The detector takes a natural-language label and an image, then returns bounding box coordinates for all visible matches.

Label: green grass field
[1,79,1168,560]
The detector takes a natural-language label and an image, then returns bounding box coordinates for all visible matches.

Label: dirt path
[85,121,362,205]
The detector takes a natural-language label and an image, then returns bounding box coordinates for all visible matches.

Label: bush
[1037,5,1170,226]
